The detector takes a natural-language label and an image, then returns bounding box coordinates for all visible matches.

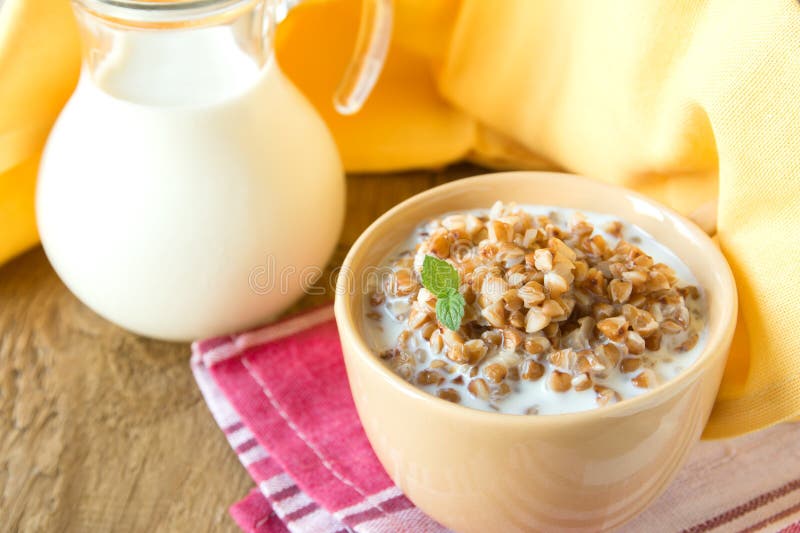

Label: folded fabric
[0,0,80,264]
[191,306,446,532]
[191,305,800,533]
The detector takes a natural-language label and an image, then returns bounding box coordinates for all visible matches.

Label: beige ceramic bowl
[334,172,737,532]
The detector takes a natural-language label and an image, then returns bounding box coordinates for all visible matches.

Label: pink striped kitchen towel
[191,305,446,533]
[191,304,800,533]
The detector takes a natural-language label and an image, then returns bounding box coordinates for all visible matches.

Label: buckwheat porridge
[363,202,707,415]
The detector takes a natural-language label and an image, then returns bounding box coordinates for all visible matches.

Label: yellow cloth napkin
[1,0,798,438]
[0,0,79,262]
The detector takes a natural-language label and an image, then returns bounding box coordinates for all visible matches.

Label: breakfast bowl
[333,171,737,532]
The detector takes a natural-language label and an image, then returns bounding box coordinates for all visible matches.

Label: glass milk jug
[37,0,392,341]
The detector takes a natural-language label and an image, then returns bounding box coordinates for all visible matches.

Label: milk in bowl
[363,201,708,415]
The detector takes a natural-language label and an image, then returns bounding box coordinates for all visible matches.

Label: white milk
[364,206,707,415]
[38,27,344,340]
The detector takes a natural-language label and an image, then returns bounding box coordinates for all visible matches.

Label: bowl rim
[334,171,738,426]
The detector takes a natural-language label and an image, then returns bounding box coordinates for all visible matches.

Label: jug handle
[280,0,393,115]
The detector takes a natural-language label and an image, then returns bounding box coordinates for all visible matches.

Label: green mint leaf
[421,255,459,297]
[436,288,465,331]
[420,255,464,330]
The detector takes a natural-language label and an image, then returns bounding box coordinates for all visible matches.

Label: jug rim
[74,0,263,28]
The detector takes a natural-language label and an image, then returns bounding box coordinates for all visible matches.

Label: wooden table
[2,166,798,532]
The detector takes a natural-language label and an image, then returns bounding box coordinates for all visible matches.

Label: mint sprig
[435,288,465,332]
[421,255,465,331]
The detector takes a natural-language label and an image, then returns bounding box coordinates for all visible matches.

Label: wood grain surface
[1,166,797,532]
